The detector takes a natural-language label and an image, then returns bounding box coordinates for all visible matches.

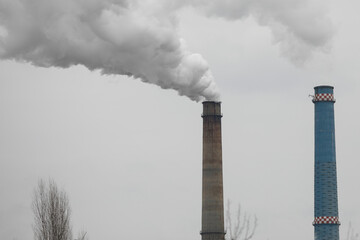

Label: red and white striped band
[313,216,340,225]
[313,93,335,102]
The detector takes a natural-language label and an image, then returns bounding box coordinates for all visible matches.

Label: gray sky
[1,0,360,240]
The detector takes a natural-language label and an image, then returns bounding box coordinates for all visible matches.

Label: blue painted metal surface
[313,86,340,240]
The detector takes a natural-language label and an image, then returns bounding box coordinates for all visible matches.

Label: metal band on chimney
[200,231,226,235]
[312,93,335,102]
[313,216,341,225]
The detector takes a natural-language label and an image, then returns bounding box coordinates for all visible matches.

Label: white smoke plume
[212,0,334,64]
[0,0,220,101]
[165,0,334,64]
[0,0,333,101]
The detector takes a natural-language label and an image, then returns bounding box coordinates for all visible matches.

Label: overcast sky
[1,0,360,240]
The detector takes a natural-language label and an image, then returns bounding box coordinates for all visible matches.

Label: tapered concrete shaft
[201,101,225,240]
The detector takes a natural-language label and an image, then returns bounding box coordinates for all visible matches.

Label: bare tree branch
[225,200,257,240]
[75,230,88,240]
[32,179,72,240]
[347,222,359,240]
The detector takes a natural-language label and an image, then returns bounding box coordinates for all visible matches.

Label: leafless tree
[225,200,257,240]
[32,179,72,240]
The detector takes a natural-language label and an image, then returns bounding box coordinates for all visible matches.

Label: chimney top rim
[314,85,334,89]
[202,101,222,104]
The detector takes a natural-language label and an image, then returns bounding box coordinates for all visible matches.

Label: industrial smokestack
[201,101,225,240]
[312,86,340,240]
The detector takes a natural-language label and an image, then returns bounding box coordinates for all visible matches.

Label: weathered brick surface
[201,102,225,240]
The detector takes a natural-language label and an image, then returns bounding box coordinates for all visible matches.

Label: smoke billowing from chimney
[0,0,220,102]
[167,0,334,64]
[0,0,333,100]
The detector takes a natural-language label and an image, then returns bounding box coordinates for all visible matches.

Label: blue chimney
[312,86,340,240]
